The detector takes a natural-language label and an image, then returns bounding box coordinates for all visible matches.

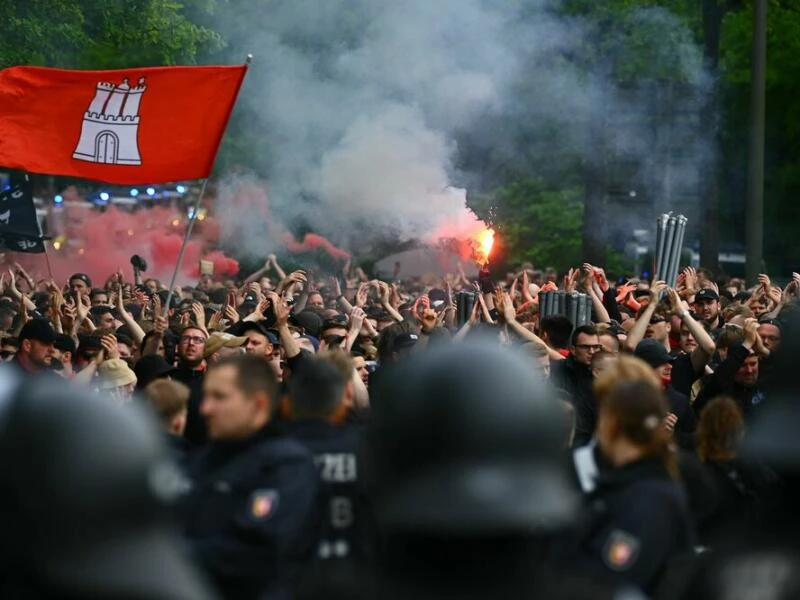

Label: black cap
[134,354,174,390]
[367,341,579,534]
[69,273,92,288]
[19,319,56,344]
[394,333,419,349]
[0,371,215,599]
[228,321,278,345]
[695,288,720,302]
[634,339,674,368]
[289,311,323,338]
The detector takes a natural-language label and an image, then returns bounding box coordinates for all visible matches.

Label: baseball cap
[19,319,57,344]
[69,273,92,288]
[634,339,674,368]
[395,333,419,350]
[203,332,248,358]
[228,321,279,345]
[289,311,323,338]
[695,288,720,302]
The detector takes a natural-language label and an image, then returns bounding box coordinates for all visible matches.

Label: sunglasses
[0,350,15,359]
[649,316,666,325]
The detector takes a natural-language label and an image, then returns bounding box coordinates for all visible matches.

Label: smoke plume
[212,0,710,260]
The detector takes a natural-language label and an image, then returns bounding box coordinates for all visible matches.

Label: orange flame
[476,228,495,263]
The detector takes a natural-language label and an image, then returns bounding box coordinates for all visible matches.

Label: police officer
[283,353,366,563]
[0,369,215,600]
[569,358,695,597]
[351,340,633,600]
[182,354,320,600]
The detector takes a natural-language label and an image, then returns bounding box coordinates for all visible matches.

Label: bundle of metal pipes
[653,214,688,287]
[537,291,592,327]
[456,291,476,327]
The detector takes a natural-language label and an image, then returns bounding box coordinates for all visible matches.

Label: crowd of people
[2,252,800,599]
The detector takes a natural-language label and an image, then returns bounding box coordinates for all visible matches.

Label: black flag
[0,178,47,253]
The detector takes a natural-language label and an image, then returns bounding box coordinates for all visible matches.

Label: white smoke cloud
[212,0,709,258]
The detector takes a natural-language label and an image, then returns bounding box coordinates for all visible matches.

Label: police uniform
[182,425,321,600]
[574,457,695,596]
[284,419,366,563]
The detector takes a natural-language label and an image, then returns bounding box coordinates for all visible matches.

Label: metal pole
[568,292,579,327]
[746,0,767,285]
[669,216,688,287]
[661,217,677,283]
[162,178,210,318]
[655,214,669,280]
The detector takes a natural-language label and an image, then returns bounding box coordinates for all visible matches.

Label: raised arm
[623,281,666,352]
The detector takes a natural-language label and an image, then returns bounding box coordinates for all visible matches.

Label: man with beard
[11,319,56,375]
[171,326,209,445]
[693,288,724,333]
[694,318,767,421]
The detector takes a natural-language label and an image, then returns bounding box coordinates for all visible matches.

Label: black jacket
[572,458,695,596]
[182,426,321,600]
[170,364,207,445]
[666,386,696,450]
[694,344,766,420]
[284,419,368,563]
[550,355,595,447]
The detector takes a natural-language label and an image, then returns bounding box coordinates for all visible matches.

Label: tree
[0,0,221,70]
[470,179,584,272]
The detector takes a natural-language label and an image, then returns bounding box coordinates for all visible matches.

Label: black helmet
[0,369,215,600]
[366,340,579,535]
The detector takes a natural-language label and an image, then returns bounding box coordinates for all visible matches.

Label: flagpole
[43,241,54,280]
[162,178,210,316]
[162,54,252,319]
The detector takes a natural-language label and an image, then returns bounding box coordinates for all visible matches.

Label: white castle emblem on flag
[73,77,147,166]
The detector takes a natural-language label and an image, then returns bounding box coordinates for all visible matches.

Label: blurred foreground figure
[684,312,800,599]
[0,370,216,600]
[301,340,635,599]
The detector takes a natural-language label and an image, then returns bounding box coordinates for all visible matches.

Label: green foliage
[0,0,221,70]
[469,179,584,271]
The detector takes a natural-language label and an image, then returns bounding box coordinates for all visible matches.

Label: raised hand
[349,307,366,333]
[267,292,290,327]
[100,334,120,361]
[154,315,167,336]
[192,302,207,331]
[649,280,668,301]
[356,282,369,308]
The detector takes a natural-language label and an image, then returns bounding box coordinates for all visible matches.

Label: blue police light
[642,271,651,280]
[54,195,63,204]
[130,188,139,197]
[146,187,156,196]
[99,192,110,202]
[176,185,186,194]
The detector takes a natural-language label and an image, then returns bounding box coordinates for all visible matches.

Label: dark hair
[288,355,347,419]
[601,378,678,479]
[539,316,573,350]
[696,396,744,462]
[377,321,419,364]
[115,333,134,349]
[90,288,108,300]
[570,324,598,347]
[54,334,76,355]
[210,354,280,405]
[89,306,115,322]
[0,336,19,349]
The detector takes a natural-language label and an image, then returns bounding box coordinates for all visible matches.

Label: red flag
[0,64,247,184]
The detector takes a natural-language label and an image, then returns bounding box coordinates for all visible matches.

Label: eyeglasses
[0,350,15,359]
[180,335,206,345]
[574,344,602,352]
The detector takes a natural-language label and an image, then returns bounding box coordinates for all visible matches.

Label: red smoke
[223,181,350,261]
[12,204,238,285]
[283,232,350,260]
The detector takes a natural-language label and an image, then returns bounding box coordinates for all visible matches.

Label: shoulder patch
[603,529,641,572]
[250,489,279,520]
